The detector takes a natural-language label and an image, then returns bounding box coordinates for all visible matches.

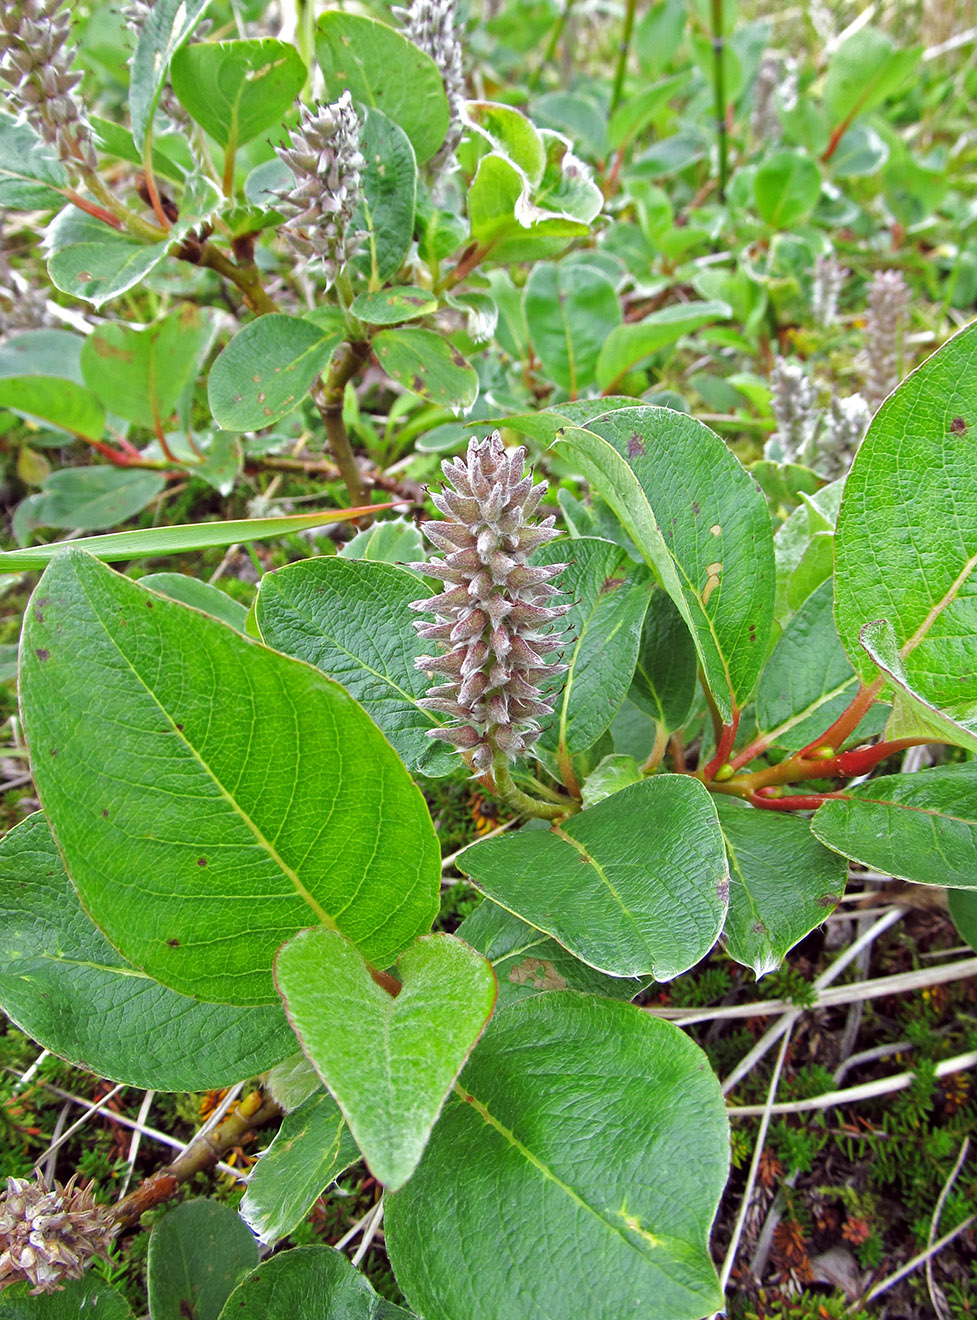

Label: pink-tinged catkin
[0,1173,115,1294]
[863,268,910,408]
[408,432,569,774]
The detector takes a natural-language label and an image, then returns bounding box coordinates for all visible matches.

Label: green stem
[492,754,577,821]
[528,0,579,92]
[189,241,280,315]
[709,0,729,201]
[609,0,637,115]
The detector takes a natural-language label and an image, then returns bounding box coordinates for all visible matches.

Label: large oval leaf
[523,262,621,395]
[386,993,728,1320]
[217,1247,414,1320]
[256,557,457,777]
[372,328,478,410]
[353,109,418,286]
[459,775,728,980]
[554,407,776,722]
[208,315,341,431]
[170,38,307,149]
[811,763,977,889]
[834,321,977,747]
[0,814,295,1090]
[20,550,440,1004]
[315,12,449,164]
[147,1200,257,1320]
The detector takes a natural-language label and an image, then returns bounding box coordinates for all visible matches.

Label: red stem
[749,790,850,812]
[699,709,740,782]
[64,190,124,230]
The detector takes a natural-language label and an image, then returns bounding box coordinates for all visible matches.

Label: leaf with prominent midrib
[239,1090,361,1244]
[217,1247,415,1320]
[20,550,440,1004]
[714,798,846,976]
[256,557,457,778]
[756,579,887,751]
[208,315,342,431]
[628,588,697,740]
[834,321,977,745]
[275,929,497,1190]
[147,1200,258,1320]
[534,537,654,758]
[456,900,649,1009]
[0,814,295,1090]
[170,38,307,149]
[811,763,977,889]
[386,994,728,1320]
[554,408,775,723]
[130,0,211,149]
[0,1277,133,1319]
[459,776,728,979]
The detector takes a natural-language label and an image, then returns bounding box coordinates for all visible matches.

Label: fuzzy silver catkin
[817,393,871,479]
[408,432,569,774]
[274,92,365,283]
[811,252,848,329]
[0,1173,115,1294]
[394,0,465,179]
[0,0,95,171]
[769,357,819,467]
[751,51,798,145]
[863,269,910,408]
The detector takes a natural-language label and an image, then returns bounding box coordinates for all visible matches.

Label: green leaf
[948,888,977,953]
[595,301,732,392]
[534,537,654,758]
[90,115,186,183]
[264,1051,322,1112]
[0,329,84,384]
[275,929,496,1190]
[0,1277,133,1320]
[0,376,105,442]
[25,467,165,533]
[386,994,728,1320]
[460,776,728,979]
[0,506,377,572]
[774,480,843,622]
[170,38,306,148]
[80,305,215,430]
[0,110,68,209]
[351,287,437,326]
[753,149,822,228]
[607,74,687,150]
[147,1200,258,1320]
[554,408,776,723]
[20,550,440,1003]
[834,322,977,740]
[130,0,212,150]
[337,516,424,564]
[462,101,546,184]
[824,28,921,126]
[353,108,418,286]
[373,328,478,410]
[582,754,643,806]
[714,798,846,976]
[239,1090,360,1244]
[860,617,977,752]
[256,557,456,777]
[628,588,698,739]
[523,262,621,395]
[756,579,887,751]
[139,572,249,632]
[216,1247,415,1320]
[316,12,449,164]
[209,315,342,431]
[811,764,977,889]
[0,812,296,1090]
[467,153,590,263]
[456,900,650,1008]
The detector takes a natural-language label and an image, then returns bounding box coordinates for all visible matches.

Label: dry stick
[926,1136,970,1319]
[716,1027,793,1303]
[33,1083,126,1168]
[727,1048,977,1117]
[14,1050,49,1093]
[113,1089,282,1229]
[352,1197,384,1266]
[720,906,907,1095]
[856,1213,977,1310]
[333,1203,380,1252]
[117,1090,155,1202]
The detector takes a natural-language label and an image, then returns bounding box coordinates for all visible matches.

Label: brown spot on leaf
[257,392,266,403]
[692,501,700,516]
[601,576,625,593]
[76,271,92,282]
[818,893,840,908]
[167,938,180,947]
[197,857,207,867]
[33,607,43,623]
[627,433,645,458]
[102,809,109,818]
[749,624,757,642]
[509,957,568,991]
[450,348,467,367]
[146,600,153,608]
[251,374,261,383]
[411,375,426,393]
[950,417,967,433]
[34,648,50,661]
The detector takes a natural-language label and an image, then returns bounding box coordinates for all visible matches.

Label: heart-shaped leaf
[275,928,496,1190]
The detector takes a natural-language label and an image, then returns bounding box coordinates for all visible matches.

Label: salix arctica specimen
[275,92,365,285]
[395,0,465,177]
[812,252,848,329]
[408,433,569,789]
[863,268,910,408]
[0,1173,115,1294]
[0,0,96,171]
